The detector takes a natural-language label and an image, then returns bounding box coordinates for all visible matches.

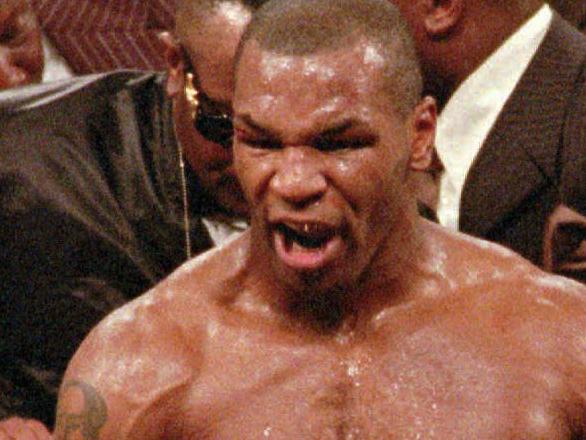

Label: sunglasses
[184,71,233,148]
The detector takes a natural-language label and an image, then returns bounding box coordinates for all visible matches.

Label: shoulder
[420,220,541,285]
[0,71,166,218]
[425,219,586,302]
[449,233,586,389]
[0,71,161,154]
[473,269,586,417]
[0,71,161,166]
[538,13,586,68]
[0,70,158,118]
[54,236,249,439]
[54,287,200,439]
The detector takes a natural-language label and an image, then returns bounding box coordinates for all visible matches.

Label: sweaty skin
[54,227,586,439]
[54,40,586,439]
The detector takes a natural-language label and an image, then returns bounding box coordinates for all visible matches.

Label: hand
[543,204,586,283]
[0,417,51,440]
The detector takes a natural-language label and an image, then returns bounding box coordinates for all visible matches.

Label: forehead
[181,4,252,96]
[182,3,251,65]
[234,40,392,126]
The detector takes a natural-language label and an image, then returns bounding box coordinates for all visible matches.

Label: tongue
[274,229,330,270]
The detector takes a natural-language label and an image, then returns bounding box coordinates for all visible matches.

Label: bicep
[54,379,110,440]
[53,305,193,440]
[54,375,170,440]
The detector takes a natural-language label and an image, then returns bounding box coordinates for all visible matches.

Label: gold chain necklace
[176,139,193,260]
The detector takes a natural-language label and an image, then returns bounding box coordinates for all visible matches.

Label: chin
[273,257,357,300]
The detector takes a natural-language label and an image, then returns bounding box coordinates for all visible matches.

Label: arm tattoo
[56,380,108,439]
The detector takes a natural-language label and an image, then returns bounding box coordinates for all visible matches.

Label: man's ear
[422,0,463,37]
[408,96,437,171]
[159,31,186,97]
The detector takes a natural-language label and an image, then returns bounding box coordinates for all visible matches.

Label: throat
[285,290,360,335]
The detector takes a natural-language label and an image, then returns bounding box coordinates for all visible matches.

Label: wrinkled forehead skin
[234,37,398,127]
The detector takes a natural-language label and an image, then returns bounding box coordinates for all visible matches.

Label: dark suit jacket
[0,71,215,426]
[458,14,586,279]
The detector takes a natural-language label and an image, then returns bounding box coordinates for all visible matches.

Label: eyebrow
[320,120,360,137]
[234,114,370,139]
[234,114,281,138]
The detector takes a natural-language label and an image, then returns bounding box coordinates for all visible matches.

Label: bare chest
[172,328,574,439]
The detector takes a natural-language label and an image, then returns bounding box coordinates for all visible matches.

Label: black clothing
[458,15,586,273]
[0,71,214,427]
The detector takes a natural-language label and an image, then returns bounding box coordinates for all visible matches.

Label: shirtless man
[53,0,586,438]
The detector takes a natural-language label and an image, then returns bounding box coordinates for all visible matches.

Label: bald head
[175,0,266,43]
[236,0,422,117]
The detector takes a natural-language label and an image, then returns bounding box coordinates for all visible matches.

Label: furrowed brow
[234,114,280,138]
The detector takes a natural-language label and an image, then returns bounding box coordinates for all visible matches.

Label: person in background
[40,32,73,83]
[0,0,43,89]
[54,0,586,438]
[390,0,586,282]
[0,0,266,429]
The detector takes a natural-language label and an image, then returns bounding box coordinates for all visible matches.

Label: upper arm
[539,282,586,427]
[53,379,110,440]
[53,296,197,439]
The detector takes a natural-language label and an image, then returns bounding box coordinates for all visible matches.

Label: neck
[247,207,425,336]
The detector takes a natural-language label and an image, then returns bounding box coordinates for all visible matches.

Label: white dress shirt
[436,4,553,230]
[42,33,74,83]
[202,217,248,247]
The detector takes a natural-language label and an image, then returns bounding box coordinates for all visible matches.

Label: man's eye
[247,139,281,149]
[235,130,280,149]
[314,137,375,151]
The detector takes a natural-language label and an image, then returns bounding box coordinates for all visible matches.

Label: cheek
[184,131,232,175]
[234,148,274,204]
[334,151,407,229]
[330,152,387,211]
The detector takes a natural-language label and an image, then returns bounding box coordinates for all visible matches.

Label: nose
[270,146,327,207]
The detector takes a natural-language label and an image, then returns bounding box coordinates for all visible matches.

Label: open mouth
[277,223,334,248]
[273,221,344,270]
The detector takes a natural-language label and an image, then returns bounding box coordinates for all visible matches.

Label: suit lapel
[459,15,584,237]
